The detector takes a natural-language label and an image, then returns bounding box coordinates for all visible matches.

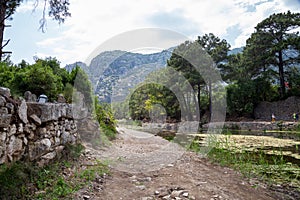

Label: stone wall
[254,96,300,121]
[0,87,80,166]
[204,121,298,131]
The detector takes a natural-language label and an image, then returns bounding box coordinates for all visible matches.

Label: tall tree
[0,0,71,60]
[167,41,206,119]
[197,33,230,72]
[245,11,300,98]
[196,33,230,116]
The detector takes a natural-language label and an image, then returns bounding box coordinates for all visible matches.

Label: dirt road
[77,127,288,200]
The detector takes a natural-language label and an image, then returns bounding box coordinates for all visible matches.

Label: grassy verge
[189,134,300,190]
[0,144,109,200]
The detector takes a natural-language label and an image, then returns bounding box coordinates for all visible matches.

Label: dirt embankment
[75,127,294,200]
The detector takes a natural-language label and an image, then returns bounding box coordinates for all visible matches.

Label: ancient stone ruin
[0,87,80,166]
[254,96,300,121]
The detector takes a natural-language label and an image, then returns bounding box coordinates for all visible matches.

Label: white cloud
[16,1,36,13]
[31,0,300,66]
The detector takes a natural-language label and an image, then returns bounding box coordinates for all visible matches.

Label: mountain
[66,47,246,103]
[66,48,174,103]
[65,61,88,73]
[228,47,244,55]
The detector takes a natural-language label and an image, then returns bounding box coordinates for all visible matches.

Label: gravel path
[77,127,291,200]
[95,127,186,173]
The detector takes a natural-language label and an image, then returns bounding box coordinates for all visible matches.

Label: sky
[4,0,300,67]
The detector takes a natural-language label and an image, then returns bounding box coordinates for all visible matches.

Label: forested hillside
[112,11,300,121]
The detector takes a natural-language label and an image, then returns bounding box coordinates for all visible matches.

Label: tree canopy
[0,57,76,101]
[244,11,300,98]
[125,11,300,120]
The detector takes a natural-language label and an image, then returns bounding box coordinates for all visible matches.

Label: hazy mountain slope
[65,49,173,103]
[65,47,248,103]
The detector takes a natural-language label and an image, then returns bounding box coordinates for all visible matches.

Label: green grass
[100,124,117,140]
[0,144,110,200]
[190,134,300,189]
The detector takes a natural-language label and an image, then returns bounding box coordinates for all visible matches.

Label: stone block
[0,131,6,142]
[7,135,23,161]
[42,151,56,160]
[0,146,7,165]
[0,107,8,114]
[18,123,23,133]
[54,137,60,145]
[0,87,11,97]
[61,131,70,144]
[29,141,46,161]
[0,96,6,106]
[18,99,28,124]
[57,94,66,103]
[8,124,16,136]
[0,114,12,128]
[29,114,42,125]
[23,137,28,145]
[40,138,51,149]
[5,103,14,114]
[37,127,47,136]
[24,91,37,102]
[27,102,73,123]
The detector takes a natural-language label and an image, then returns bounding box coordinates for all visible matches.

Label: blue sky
[4,0,300,67]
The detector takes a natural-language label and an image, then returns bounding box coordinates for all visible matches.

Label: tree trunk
[208,80,212,120]
[278,50,285,98]
[0,1,6,61]
[197,83,201,120]
[192,90,198,121]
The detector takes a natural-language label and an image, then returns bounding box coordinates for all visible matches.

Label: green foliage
[226,81,256,116]
[95,99,117,140]
[63,143,85,160]
[4,0,22,20]
[36,57,70,86]
[166,35,230,120]
[19,61,63,101]
[0,61,15,88]
[226,76,281,117]
[0,58,86,103]
[111,101,130,119]
[0,144,109,200]
[191,135,300,189]
[167,41,205,88]
[77,160,109,182]
[222,11,300,118]
[0,162,32,199]
[0,143,84,199]
[188,139,201,152]
[286,67,300,96]
[197,33,231,79]
[243,11,300,98]
[73,67,94,111]
[63,83,75,103]
[129,83,180,121]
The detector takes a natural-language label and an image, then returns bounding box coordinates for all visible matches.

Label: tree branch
[2,39,9,48]
[39,0,47,33]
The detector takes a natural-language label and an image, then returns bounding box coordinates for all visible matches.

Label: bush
[95,99,117,140]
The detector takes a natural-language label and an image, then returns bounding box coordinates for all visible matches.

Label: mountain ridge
[65,47,243,103]
[65,48,174,102]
